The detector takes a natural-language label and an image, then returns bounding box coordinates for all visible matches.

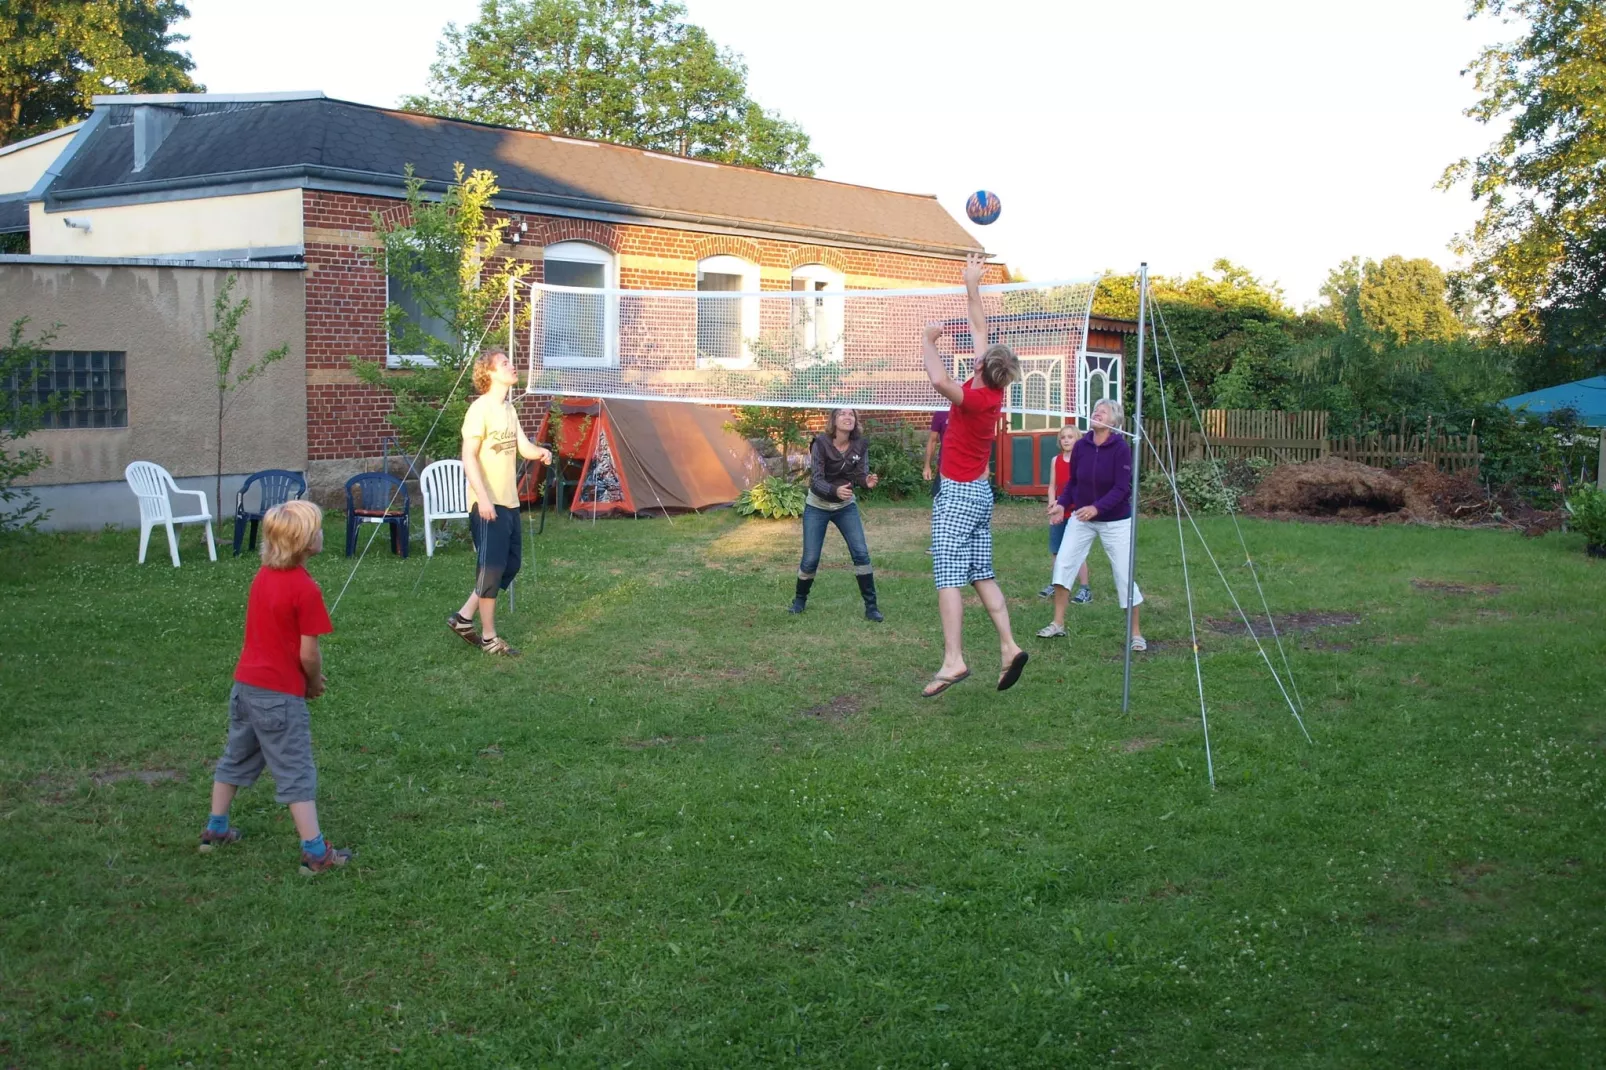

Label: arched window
[696,254,760,366]
[790,263,845,362]
[541,241,617,367]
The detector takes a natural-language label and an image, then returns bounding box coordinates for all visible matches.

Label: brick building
[1,92,1114,524]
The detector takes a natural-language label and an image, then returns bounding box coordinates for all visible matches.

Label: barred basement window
[7,351,128,428]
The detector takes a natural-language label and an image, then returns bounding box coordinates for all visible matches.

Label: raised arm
[922,324,964,406]
[962,252,990,359]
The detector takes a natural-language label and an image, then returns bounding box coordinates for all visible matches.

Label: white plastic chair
[420,458,469,557]
[124,461,217,566]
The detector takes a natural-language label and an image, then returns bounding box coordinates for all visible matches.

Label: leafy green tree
[0,316,65,531]
[207,274,290,517]
[1096,260,1301,413]
[403,0,820,176]
[0,1,200,145]
[1315,256,1464,347]
[1443,0,1606,383]
[350,164,531,461]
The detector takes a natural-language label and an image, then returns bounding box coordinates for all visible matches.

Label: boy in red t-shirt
[918,252,1029,697]
[200,499,351,875]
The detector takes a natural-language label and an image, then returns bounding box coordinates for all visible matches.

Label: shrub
[1141,457,1271,515]
[734,476,806,519]
[1477,404,1597,509]
[862,423,928,500]
[1564,484,1606,550]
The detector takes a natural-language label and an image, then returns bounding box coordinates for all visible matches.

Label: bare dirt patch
[800,694,863,722]
[1122,738,1162,753]
[1206,611,1361,635]
[1411,578,1504,596]
[620,735,705,750]
[91,768,184,787]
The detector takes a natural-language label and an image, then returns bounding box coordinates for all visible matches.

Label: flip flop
[921,669,971,698]
[997,650,1030,692]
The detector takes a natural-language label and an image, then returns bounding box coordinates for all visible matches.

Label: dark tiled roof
[49,97,980,255]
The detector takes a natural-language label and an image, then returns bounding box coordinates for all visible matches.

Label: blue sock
[302,833,328,858]
[206,813,231,834]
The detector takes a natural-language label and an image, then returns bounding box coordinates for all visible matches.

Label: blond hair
[261,499,323,569]
[976,343,1021,390]
[1057,424,1083,448]
[471,348,508,394]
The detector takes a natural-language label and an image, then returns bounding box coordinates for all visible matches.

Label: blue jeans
[799,502,872,578]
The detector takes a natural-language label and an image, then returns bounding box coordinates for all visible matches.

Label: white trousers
[1052,516,1143,608]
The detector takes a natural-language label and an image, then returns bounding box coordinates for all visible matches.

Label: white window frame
[538,240,619,369]
[385,269,456,370]
[696,253,760,368]
[790,262,845,364]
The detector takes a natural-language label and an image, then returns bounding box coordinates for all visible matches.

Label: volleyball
[965,190,1002,225]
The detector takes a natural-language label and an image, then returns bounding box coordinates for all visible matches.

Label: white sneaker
[1130,635,1148,652]
[1036,622,1067,638]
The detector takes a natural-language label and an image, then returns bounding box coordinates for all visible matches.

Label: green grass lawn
[1,501,1602,1067]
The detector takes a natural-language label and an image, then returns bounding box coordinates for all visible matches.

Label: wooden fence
[1138,410,1482,472]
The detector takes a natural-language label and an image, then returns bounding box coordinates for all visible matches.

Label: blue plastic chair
[233,469,306,556]
[344,473,411,558]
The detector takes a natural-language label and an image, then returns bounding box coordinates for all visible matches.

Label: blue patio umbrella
[1500,376,1606,427]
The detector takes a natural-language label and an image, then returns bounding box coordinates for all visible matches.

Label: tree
[403,0,820,176]
[207,274,290,518]
[0,1,201,146]
[726,406,812,475]
[1315,256,1464,347]
[0,317,64,531]
[1442,0,1606,383]
[350,164,532,461]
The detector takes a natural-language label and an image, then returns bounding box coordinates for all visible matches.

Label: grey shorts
[214,682,317,803]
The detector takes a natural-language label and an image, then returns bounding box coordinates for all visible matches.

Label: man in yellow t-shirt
[446,348,552,657]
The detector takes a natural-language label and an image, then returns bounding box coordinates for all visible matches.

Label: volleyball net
[523,278,1101,413]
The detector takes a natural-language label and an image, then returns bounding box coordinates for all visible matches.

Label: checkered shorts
[931,475,995,588]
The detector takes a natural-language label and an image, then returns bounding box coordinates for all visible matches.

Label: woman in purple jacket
[1037,399,1146,650]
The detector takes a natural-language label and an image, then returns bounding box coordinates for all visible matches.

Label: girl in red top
[201,499,351,875]
[918,252,1029,697]
[1041,424,1092,602]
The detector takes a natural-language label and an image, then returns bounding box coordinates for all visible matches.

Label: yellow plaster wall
[0,134,74,195]
[29,189,304,257]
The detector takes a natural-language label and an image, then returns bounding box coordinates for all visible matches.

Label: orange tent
[521,398,768,518]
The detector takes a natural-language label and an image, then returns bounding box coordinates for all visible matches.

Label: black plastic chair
[344,473,410,558]
[233,469,307,556]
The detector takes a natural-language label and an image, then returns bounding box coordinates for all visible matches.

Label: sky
[181,0,1508,308]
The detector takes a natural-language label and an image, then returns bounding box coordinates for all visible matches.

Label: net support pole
[1121,263,1149,713]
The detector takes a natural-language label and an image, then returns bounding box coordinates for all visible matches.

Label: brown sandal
[921,669,971,698]
[447,613,479,646]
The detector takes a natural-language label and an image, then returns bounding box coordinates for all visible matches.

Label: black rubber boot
[857,573,884,622]
[788,576,814,614]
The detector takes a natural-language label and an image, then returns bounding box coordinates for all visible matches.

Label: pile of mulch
[1239,458,1564,535]
[1240,458,1426,524]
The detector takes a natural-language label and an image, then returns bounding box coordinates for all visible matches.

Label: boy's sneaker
[481,635,521,657]
[299,844,353,875]
[447,612,479,646]
[198,827,242,852]
[1038,584,1055,598]
[1071,586,1094,604]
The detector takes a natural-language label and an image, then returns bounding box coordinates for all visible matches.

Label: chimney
[133,105,182,172]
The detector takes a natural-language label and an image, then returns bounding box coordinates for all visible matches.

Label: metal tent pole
[1121,263,1149,713]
